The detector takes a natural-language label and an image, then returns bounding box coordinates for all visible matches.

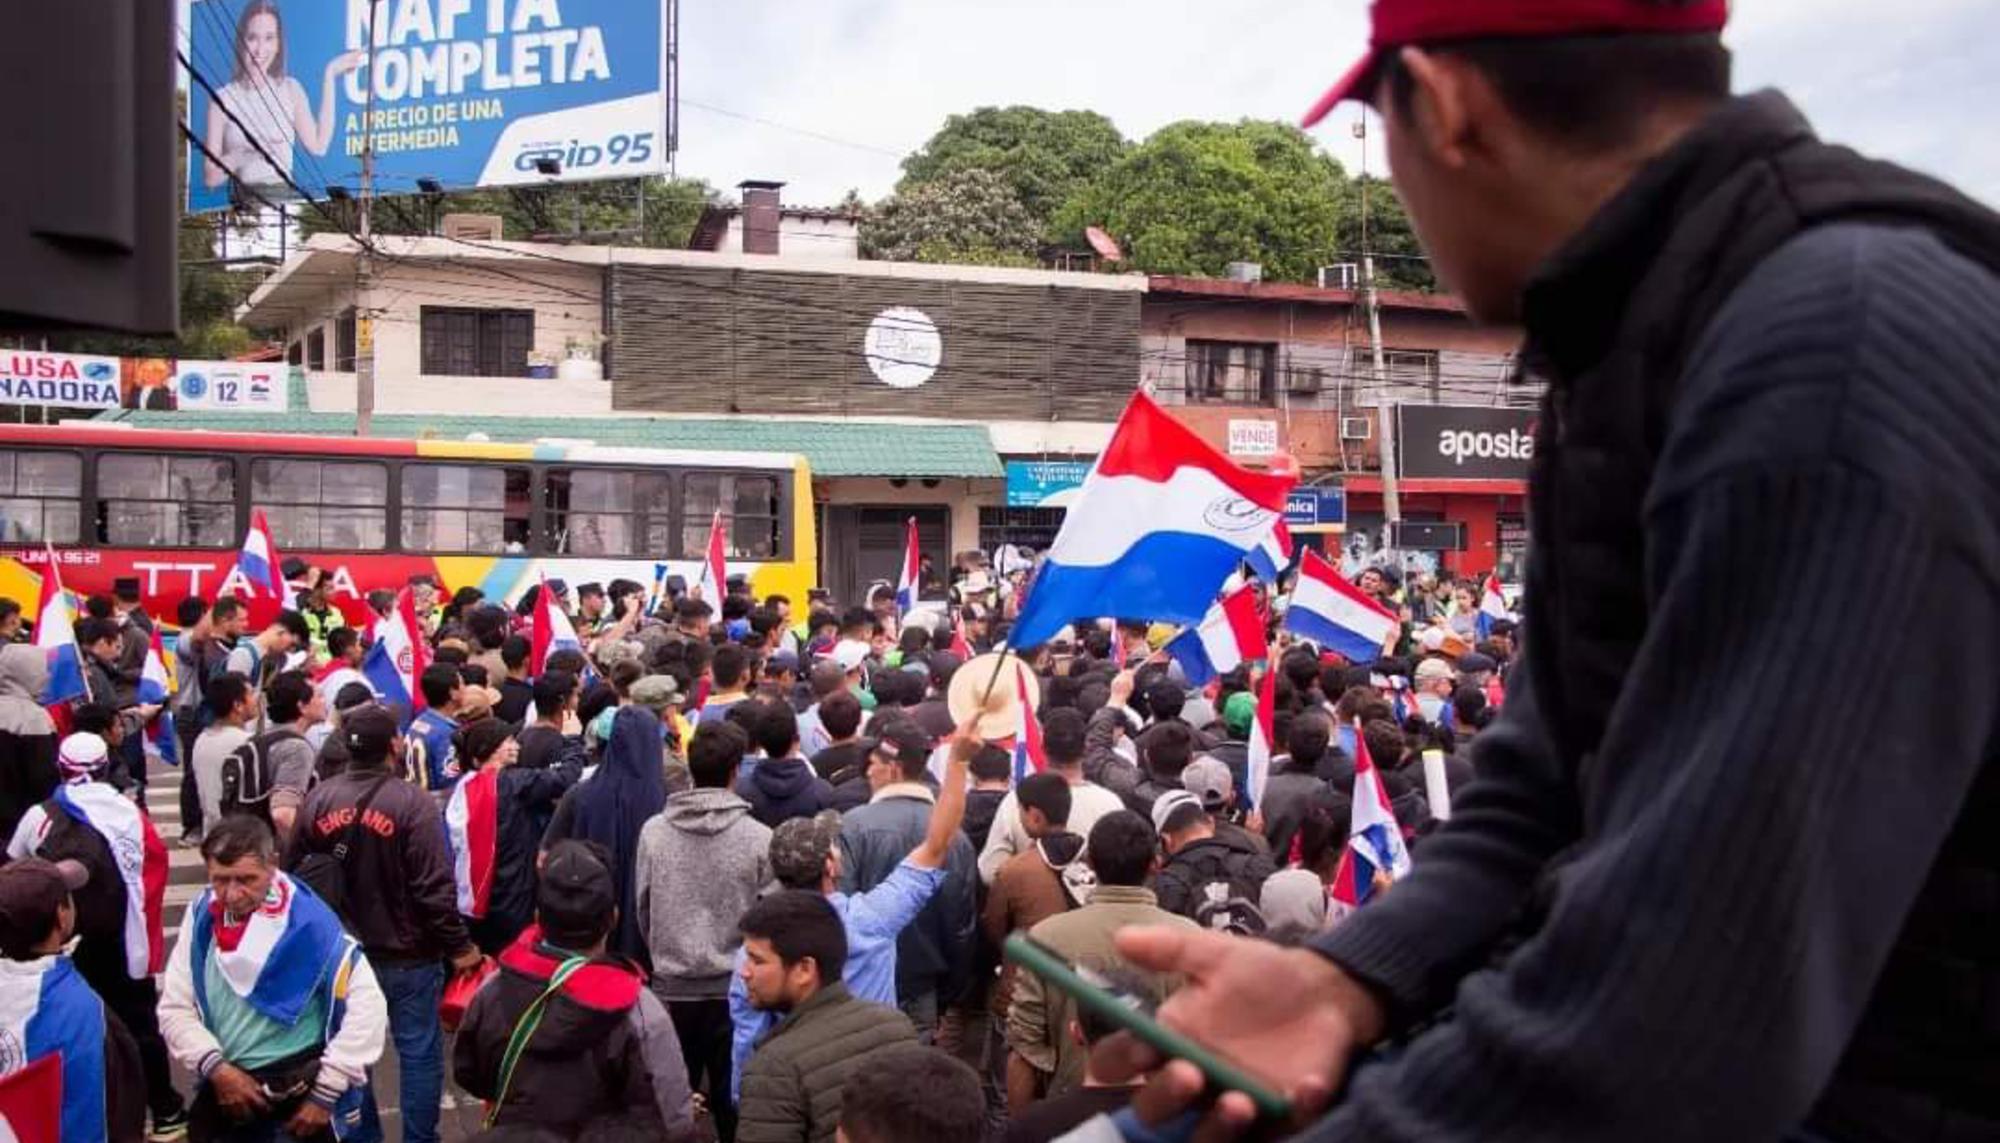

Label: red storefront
[1342,403,1535,582]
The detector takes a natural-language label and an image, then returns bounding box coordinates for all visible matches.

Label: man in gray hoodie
[636,720,773,1142]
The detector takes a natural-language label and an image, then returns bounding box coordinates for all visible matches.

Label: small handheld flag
[1476,573,1511,640]
[1330,717,1412,916]
[1011,663,1046,785]
[140,627,177,766]
[362,588,430,721]
[695,510,728,602]
[32,551,86,707]
[531,576,584,676]
[1284,549,1400,664]
[444,769,499,920]
[895,516,921,613]
[220,509,287,631]
[1245,518,1295,583]
[1164,583,1266,688]
[1245,660,1277,811]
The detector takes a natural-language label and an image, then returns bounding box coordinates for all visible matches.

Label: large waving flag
[0,958,109,1143]
[50,783,168,977]
[1010,392,1296,649]
[444,768,499,919]
[1165,583,1266,687]
[531,575,584,675]
[1476,573,1511,640]
[220,509,286,631]
[895,516,922,613]
[363,588,430,720]
[1330,718,1412,916]
[189,873,346,1027]
[140,627,177,766]
[1245,661,1277,811]
[1011,664,1046,785]
[31,553,86,707]
[1285,549,1400,664]
[1245,518,1295,583]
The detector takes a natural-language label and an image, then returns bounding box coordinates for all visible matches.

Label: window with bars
[401,463,531,553]
[306,327,326,371]
[335,309,357,371]
[546,468,674,557]
[96,453,237,547]
[252,458,388,551]
[0,451,82,544]
[1184,340,1277,404]
[685,473,781,559]
[420,306,533,377]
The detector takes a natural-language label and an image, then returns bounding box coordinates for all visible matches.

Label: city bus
[0,422,817,624]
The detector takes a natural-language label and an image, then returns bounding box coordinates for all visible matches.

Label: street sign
[1005,460,1092,508]
[1283,486,1346,530]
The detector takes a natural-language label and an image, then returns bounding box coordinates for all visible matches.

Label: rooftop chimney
[738,179,785,256]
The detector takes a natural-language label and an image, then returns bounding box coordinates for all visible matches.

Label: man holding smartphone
[1091,0,2000,1140]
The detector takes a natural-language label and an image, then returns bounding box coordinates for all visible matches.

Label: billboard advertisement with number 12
[186,0,669,212]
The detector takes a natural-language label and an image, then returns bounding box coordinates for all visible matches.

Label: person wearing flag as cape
[0,856,148,1143]
[446,718,582,956]
[160,815,386,1142]
[1076,0,2000,1140]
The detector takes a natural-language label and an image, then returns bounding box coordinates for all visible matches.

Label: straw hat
[947,652,1041,740]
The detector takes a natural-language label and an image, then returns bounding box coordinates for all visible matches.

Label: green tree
[298,175,717,249]
[860,167,1043,267]
[1337,175,1434,291]
[1051,119,1352,283]
[898,106,1128,235]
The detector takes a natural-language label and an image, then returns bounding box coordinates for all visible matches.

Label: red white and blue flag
[1011,664,1046,785]
[1164,583,1266,687]
[949,610,973,659]
[1476,573,1511,640]
[31,553,86,708]
[1330,718,1412,915]
[1245,518,1294,583]
[1246,661,1278,811]
[1009,392,1295,648]
[363,588,430,721]
[895,517,921,613]
[530,575,584,676]
[220,509,287,631]
[444,769,499,920]
[189,873,347,1027]
[694,510,729,602]
[17,783,168,978]
[140,627,177,766]
[0,958,108,1143]
[1285,549,1400,665]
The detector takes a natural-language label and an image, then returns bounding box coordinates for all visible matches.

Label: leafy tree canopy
[860,167,1042,267]
[899,105,1129,230]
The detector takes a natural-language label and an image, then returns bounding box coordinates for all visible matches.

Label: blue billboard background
[186,0,667,212]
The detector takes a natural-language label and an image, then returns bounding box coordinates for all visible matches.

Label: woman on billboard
[202,1,364,191]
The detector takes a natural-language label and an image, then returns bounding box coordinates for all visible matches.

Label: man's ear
[1394,46,1477,170]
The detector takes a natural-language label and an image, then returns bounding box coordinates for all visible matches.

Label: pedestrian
[494,634,534,725]
[835,718,978,1040]
[960,745,1012,853]
[1178,756,1270,856]
[540,705,669,964]
[976,707,1125,886]
[982,772,1089,1023]
[258,670,325,850]
[295,570,340,660]
[697,645,754,727]
[0,643,59,844]
[75,616,154,791]
[999,970,1159,1143]
[835,1044,986,1143]
[8,730,187,1137]
[171,596,221,844]
[1151,790,1276,930]
[0,857,148,1143]
[1258,712,1347,860]
[635,720,770,1142]
[627,674,693,791]
[311,626,368,712]
[515,671,586,776]
[733,891,916,1143]
[287,704,482,1143]
[192,674,259,832]
[736,699,833,827]
[223,611,309,694]
[807,690,870,811]
[1004,810,1196,1110]
[453,840,698,1139]
[159,816,384,1142]
[408,663,466,791]
[449,717,582,955]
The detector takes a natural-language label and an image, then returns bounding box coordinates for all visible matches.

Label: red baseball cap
[1300,0,1729,127]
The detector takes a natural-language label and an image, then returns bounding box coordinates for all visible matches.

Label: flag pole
[45,543,93,703]
[977,644,1014,708]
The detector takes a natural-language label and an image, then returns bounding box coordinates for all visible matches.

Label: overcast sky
[674,0,1999,209]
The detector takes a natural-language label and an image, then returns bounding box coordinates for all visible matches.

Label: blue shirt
[408,709,459,790]
[726,859,944,1102]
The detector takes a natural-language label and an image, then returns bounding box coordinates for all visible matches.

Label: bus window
[401,464,530,553]
[685,473,781,559]
[97,453,237,547]
[253,458,388,551]
[0,451,81,544]
[546,468,672,556]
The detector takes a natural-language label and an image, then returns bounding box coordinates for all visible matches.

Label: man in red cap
[1089,2,2000,1140]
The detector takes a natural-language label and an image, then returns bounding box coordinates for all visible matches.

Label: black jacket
[962,788,1008,854]
[473,757,585,954]
[1154,831,1276,923]
[1310,93,2000,1140]
[736,757,834,828]
[286,766,471,962]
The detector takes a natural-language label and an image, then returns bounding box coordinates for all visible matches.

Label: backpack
[217,729,306,826]
[29,810,125,944]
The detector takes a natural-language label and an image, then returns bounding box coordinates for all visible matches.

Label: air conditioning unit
[441,212,505,241]
[1225,261,1263,283]
[1285,367,1324,395]
[1341,417,1372,441]
[1317,263,1360,289]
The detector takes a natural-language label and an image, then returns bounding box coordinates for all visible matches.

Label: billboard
[185,0,669,212]
[0,351,289,412]
[1394,404,1538,481]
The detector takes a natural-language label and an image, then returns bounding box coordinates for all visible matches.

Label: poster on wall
[0,350,291,412]
[172,361,291,411]
[0,350,123,410]
[185,0,672,212]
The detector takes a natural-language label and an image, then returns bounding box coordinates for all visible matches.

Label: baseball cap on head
[1181,756,1235,811]
[538,840,618,947]
[769,810,844,889]
[1299,0,1730,127]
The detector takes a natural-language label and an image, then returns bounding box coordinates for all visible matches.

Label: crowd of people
[0,555,1510,1143]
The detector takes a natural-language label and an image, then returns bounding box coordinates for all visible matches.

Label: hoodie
[982,832,1091,1019]
[0,646,59,842]
[736,756,833,828]
[1155,830,1277,923]
[634,788,773,999]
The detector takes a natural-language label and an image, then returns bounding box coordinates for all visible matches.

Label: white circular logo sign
[863,307,943,389]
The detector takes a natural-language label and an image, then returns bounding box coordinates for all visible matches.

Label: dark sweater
[1307,96,2000,1140]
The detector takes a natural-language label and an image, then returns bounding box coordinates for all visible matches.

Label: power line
[679,98,908,159]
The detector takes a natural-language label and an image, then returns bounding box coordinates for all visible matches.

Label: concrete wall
[713,215,861,260]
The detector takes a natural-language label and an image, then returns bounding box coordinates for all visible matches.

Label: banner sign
[1394,404,1537,481]
[0,351,290,412]
[0,351,122,410]
[1283,486,1346,530]
[186,0,670,212]
[1226,419,1279,458]
[1005,460,1092,508]
[172,361,291,411]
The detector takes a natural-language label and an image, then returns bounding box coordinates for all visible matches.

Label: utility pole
[1356,117,1401,558]
[354,5,378,436]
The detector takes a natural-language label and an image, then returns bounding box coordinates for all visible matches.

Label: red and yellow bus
[0,423,817,622]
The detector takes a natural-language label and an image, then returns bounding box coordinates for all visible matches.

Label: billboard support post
[356,9,377,438]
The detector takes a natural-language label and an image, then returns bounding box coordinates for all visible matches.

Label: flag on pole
[1011,663,1046,785]
[444,768,499,920]
[949,609,973,659]
[362,588,430,720]
[31,553,86,707]
[1244,518,1295,583]
[1008,391,1296,648]
[140,627,177,766]
[531,576,584,676]
[1284,549,1400,664]
[1476,573,1511,640]
[693,510,728,602]
[221,509,286,631]
[1245,661,1277,811]
[895,517,922,614]
[1330,718,1412,915]
[1164,584,1266,687]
